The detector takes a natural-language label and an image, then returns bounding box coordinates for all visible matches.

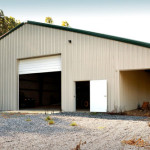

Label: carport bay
[119,69,150,111]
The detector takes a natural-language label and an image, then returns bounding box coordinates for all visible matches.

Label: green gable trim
[1,20,150,49]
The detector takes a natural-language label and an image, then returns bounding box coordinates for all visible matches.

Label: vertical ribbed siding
[62,33,119,111]
[0,24,64,111]
[0,23,150,111]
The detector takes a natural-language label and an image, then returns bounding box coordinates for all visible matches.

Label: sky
[1,0,150,43]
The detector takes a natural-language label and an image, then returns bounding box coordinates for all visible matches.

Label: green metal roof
[0,20,150,48]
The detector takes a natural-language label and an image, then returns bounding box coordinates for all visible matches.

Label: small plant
[45,116,52,121]
[70,121,77,126]
[48,120,55,125]
[26,118,31,121]
[98,126,105,130]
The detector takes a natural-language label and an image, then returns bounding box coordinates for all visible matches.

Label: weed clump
[45,116,52,121]
[70,121,77,126]
[98,126,105,130]
[26,118,31,121]
[49,120,55,125]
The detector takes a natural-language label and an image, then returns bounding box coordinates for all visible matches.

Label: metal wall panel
[0,24,150,111]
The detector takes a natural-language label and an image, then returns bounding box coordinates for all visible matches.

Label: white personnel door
[90,80,107,112]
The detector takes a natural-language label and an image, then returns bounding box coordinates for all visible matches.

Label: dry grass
[97,126,105,130]
[26,118,31,121]
[124,109,150,117]
[121,138,150,148]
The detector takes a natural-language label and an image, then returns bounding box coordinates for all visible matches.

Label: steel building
[0,21,150,112]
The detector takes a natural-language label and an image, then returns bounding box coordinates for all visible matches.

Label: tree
[61,21,69,27]
[0,10,20,36]
[0,9,4,17]
[45,17,53,24]
[45,17,70,27]
[0,9,5,36]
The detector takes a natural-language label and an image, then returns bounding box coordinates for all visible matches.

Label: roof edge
[0,20,150,49]
[0,22,25,40]
[27,21,150,48]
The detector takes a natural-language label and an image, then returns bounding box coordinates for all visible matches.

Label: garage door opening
[120,70,150,111]
[76,81,90,111]
[19,72,61,110]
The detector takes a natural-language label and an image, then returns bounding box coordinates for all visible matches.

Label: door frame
[74,80,90,111]
[74,80,108,112]
[17,54,62,110]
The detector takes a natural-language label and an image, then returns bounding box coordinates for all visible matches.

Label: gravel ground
[0,112,149,150]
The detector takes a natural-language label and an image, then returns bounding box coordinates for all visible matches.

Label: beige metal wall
[0,23,150,111]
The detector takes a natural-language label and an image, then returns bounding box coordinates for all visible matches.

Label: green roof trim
[1,20,150,48]
[0,22,25,40]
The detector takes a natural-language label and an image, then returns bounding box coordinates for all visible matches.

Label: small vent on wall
[68,40,72,43]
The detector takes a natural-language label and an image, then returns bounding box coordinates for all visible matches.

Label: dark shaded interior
[76,81,90,110]
[19,72,61,110]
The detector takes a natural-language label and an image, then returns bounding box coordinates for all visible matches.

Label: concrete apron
[0,109,62,114]
[0,107,91,114]
[0,110,90,114]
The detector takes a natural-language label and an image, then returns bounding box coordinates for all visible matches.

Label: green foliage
[45,17,53,24]
[45,17,70,27]
[0,13,20,36]
[70,121,77,126]
[45,116,52,121]
[49,120,55,125]
[62,21,69,27]
[26,118,31,121]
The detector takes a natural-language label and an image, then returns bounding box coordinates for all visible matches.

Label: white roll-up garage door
[19,55,61,75]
